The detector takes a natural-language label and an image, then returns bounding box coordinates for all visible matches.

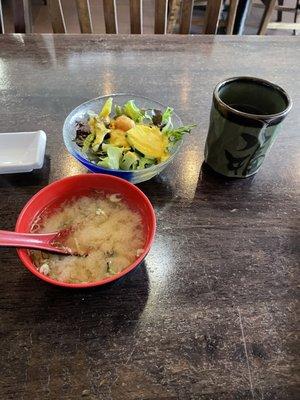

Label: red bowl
[16,174,156,288]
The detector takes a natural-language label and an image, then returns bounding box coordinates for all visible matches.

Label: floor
[244,0,298,35]
[1,0,298,35]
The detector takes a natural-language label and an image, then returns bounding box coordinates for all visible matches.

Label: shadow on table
[199,162,256,188]
[137,173,175,204]
[0,155,51,188]
[14,260,150,337]
[193,162,266,213]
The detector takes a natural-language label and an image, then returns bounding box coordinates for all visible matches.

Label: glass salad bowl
[63,93,184,184]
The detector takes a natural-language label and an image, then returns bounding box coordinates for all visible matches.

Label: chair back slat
[75,0,93,33]
[167,0,181,33]
[103,0,118,34]
[2,0,32,33]
[203,0,223,34]
[130,0,143,34]
[226,0,239,34]
[155,0,168,34]
[48,0,66,33]
[2,0,239,36]
[258,0,277,34]
[12,0,26,33]
[0,0,3,34]
[23,0,33,33]
[180,0,194,34]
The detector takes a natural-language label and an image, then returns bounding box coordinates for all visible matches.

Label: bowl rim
[15,173,156,289]
[63,93,183,174]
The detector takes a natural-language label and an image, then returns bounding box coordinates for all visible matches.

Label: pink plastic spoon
[0,229,74,255]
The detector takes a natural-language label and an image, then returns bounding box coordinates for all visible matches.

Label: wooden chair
[179,0,195,33]
[257,0,300,35]
[102,0,176,34]
[168,0,239,34]
[204,0,239,34]
[48,0,92,33]
[48,0,186,34]
[0,0,32,33]
[1,0,237,35]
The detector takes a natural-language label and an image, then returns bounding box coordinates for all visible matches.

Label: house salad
[74,97,195,171]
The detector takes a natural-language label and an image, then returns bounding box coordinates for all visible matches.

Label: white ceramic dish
[0,130,46,174]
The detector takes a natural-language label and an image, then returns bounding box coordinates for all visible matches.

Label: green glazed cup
[204,77,292,178]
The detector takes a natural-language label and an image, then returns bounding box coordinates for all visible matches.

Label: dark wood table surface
[0,34,299,400]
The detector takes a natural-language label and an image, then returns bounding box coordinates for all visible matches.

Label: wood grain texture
[155,0,168,34]
[167,0,181,33]
[103,0,118,34]
[227,0,239,34]
[130,0,143,34]
[267,21,300,30]
[179,0,194,34]
[204,0,223,34]
[0,34,299,399]
[258,0,277,35]
[75,0,93,33]
[47,0,66,33]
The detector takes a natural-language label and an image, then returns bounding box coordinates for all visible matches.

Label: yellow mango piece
[127,125,169,159]
[99,97,113,118]
[109,129,130,148]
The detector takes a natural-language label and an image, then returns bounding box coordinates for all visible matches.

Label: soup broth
[31,194,145,283]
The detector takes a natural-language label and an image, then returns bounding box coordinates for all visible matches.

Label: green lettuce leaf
[120,151,139,170]
[102,143,121,153]
[137,156,156,170]
[82,133,95,152]
[97,157,110,168]
[161,107,174,132]
[92,124,110,152]
[162,107,173,124]
[115,105,123,117]
[164,124,196,144]
[97,146,123,169]
[122,100,145,123]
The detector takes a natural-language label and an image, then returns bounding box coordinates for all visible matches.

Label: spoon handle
[0,230,63,252]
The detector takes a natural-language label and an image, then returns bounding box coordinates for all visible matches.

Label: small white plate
[0,130,46,174]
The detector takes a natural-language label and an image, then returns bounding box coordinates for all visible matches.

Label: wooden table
[0,35,299,399]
